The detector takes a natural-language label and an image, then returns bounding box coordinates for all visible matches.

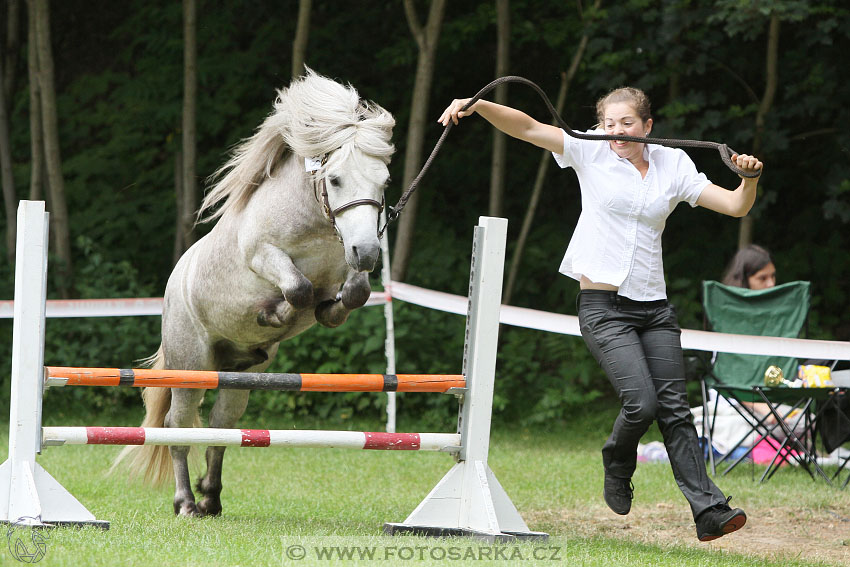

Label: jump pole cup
[384,216,547,542]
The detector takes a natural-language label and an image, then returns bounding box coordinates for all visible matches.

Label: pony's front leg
[166,388,207,516]
[249,243,314,326]
[315,271,371,328]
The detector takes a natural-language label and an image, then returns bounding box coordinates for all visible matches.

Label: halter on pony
[307,154,384,243]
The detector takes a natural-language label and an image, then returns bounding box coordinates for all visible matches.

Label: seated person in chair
[719,245,799,429]
[721,244,776,291]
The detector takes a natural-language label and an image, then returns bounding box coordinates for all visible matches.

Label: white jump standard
[0,201,545,541]
[384,217,546,541]
[0,202,108,529]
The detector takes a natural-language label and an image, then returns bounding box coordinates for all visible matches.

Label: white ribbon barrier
[3,282,848,360]
[0,292,390,318]
[389,282,850,361]
[0,297,164,318]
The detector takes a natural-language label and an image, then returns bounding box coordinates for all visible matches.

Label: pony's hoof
[315,299,350,328]
[284,278,314,309]
[341,274,371,309]
[174,500,203,517]
[197,497,222,517]
[196,477,223,516]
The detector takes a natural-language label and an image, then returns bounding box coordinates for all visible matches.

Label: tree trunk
[179,0,198,254]
[390,0,447,282]
[0,53,17,263]
[173,147,184,266]
[3,0,21,107]
[27,0,43,203]
[488,0,509,218]
[2,0,22,262]
[668,65,680,101]
[502,0,599,305]
[738,14,779,250]
[291,0,311,78]
[34,0,72,296]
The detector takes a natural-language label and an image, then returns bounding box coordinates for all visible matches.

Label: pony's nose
[351,243,379,272]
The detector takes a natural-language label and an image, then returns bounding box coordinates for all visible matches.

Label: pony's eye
[329,176,341,187]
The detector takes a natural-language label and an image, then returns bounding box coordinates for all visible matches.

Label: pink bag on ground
[751,437,799,465]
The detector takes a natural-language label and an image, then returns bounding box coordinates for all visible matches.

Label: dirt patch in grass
[531,502,850,566]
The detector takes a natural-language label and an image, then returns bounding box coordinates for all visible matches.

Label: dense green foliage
[1,1,849,424]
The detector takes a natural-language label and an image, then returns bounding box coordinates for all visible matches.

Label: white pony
[114,70,395,516]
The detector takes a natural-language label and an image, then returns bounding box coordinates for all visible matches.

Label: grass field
[1,407,848,567]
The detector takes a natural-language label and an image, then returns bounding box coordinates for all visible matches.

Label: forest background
[0,0,848,427]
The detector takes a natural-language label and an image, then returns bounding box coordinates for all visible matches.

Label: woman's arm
[438,99,564,154]
[696,154,763,217]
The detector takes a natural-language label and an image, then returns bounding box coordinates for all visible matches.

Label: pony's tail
[109,345,201,485]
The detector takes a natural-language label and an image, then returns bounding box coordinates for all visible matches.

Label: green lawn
[1,409,847,566]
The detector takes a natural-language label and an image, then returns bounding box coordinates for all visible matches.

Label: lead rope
[380,75,757,237]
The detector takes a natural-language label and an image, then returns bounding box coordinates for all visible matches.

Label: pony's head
[276,70,395,272]
[199,69,395,272]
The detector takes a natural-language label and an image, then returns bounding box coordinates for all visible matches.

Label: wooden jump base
[1,205,545,541]
[42,427,460,452]
[44,366,465,393]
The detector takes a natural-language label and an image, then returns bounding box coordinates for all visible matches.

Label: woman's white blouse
[552,129,710,301]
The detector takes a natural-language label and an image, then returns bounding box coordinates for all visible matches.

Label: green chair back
[702,280,810,394]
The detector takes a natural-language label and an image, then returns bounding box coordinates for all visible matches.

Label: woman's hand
[732,153,763,179]
[438,98,477,126]
[436,98,563,153]
[698,154,764,217]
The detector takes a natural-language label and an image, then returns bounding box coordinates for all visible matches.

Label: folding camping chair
[698,280,834,483]
[814,380,850,488]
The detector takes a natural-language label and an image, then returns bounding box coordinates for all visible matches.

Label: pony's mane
[198,69,395,222]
